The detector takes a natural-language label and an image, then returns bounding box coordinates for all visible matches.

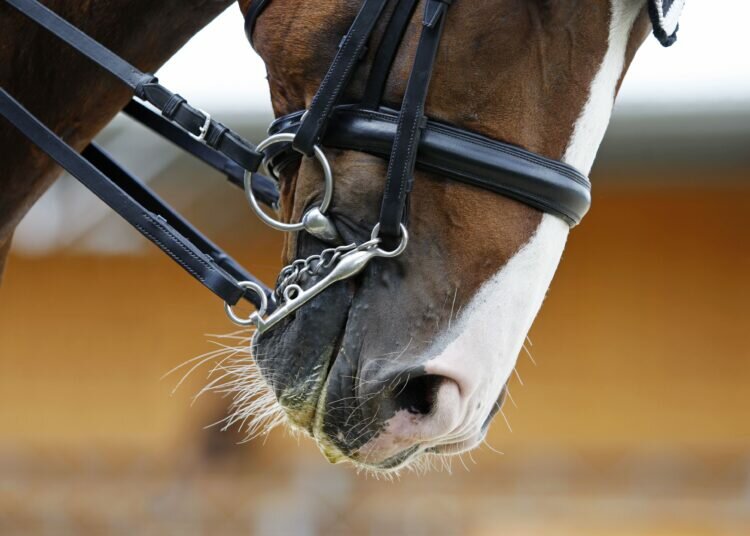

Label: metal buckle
[189,108,212,142]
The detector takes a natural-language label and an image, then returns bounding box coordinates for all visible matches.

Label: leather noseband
[245,0,591,233]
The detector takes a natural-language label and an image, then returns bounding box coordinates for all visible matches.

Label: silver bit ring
[245,132,333,232]
[224,281,268,327]
[370,223,409,258]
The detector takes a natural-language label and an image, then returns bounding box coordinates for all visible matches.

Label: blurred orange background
[1,159,748,534]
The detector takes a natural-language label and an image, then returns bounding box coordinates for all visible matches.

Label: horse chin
[253,288,509,473]
[251,277,356,433]
[252,275,418,472]
[251,227,373,434]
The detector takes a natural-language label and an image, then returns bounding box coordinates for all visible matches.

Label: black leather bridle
[246,0,590,235]
[0,0,591,331]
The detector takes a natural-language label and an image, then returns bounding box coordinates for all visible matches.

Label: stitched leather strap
[362,0,421,110]
[134,82,264,173]
[123,100,279,208]
[0,88,270,307]
[378,0,452,244]
[82,144,269,303]
[268,106,591,227]
[292,0,390,156]
[5,0,153,90]
[251,0,592,230]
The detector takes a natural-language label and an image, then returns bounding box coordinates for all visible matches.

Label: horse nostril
[393,374,444,416]
[352,373,463,465]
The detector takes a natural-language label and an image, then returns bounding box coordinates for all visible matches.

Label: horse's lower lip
[251,274,356,433]
[306,316,350,432]
[354,444,422,471]
[426,433,485,456]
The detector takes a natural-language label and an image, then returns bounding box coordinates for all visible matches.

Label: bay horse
[0,0,682,472]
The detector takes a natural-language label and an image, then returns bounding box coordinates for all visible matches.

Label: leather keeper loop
[133,75,158,100]
[206,122,228,149]
[424,0,452,28]
[162,93,187,120]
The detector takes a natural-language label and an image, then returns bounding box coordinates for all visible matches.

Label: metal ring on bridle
[371,223,409,258]
[224,281,268,326]
[244,132,333,232]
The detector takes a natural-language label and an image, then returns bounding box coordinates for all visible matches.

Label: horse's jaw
[250,214,569,472]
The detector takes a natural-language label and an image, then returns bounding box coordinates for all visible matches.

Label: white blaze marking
[563,0,644,174]
[422,214,569,440]
[359,1,645,460]
[398,1,642,451]
[358,215,570,465]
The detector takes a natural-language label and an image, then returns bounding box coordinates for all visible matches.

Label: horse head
[236,0,654,471]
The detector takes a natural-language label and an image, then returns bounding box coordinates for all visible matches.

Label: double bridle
[0,0,591,337]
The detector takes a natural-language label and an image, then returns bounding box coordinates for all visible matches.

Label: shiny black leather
[123,100,279,208]
[269,107,591,226]
[270,106,591,226]
[246,0,591,229]
[361,0,420,110]
[6,0,265,176]
[378,0,451,243]
[2,0,595,311]
[293,0,390,156]
[136,82,264,173]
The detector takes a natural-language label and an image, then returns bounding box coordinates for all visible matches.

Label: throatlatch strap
[292,0,390,156]
[6,0,264,175]
[378,0,452,244]
[361,0,421,110]
[0,89,269,307]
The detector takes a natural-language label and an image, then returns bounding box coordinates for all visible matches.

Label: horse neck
[0,0,236,270]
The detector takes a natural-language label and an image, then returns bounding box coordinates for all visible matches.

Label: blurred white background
[154,1,750,113]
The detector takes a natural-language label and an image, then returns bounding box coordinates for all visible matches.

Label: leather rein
[0,0,591,334]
